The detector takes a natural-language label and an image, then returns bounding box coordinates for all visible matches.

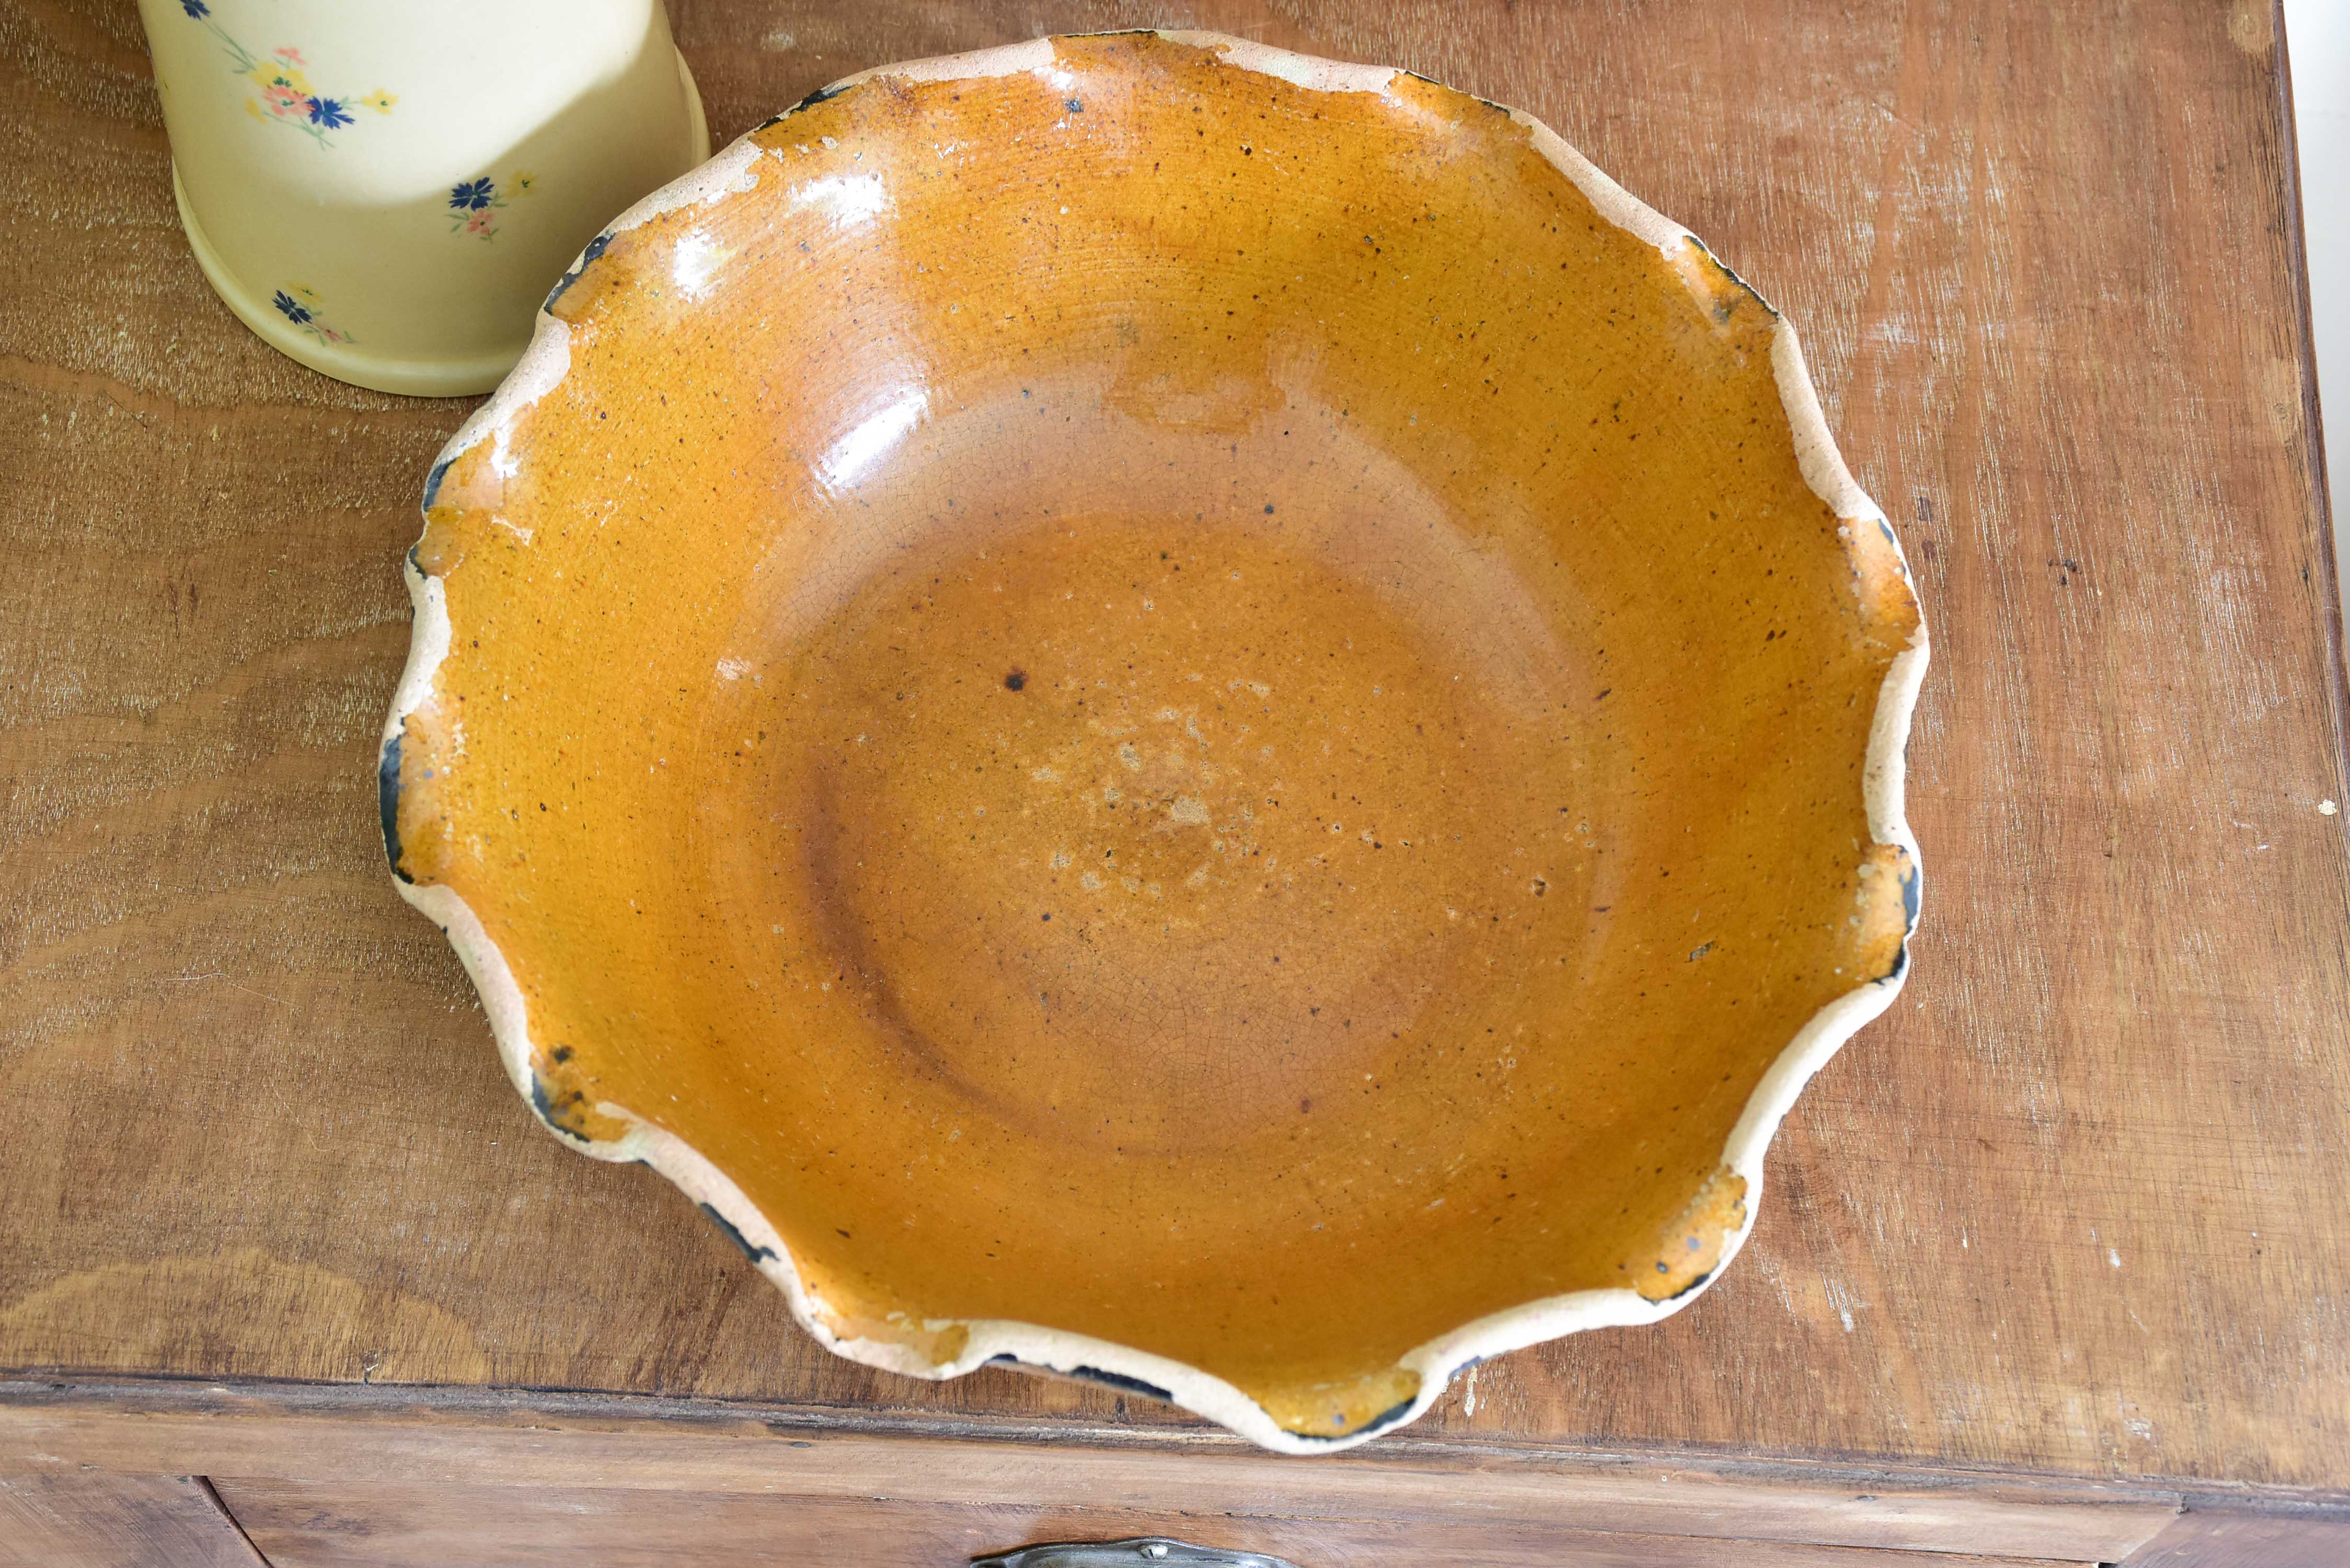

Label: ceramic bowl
[381,31,1926,1452]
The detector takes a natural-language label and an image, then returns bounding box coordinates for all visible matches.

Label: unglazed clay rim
[382,30,1929,1455]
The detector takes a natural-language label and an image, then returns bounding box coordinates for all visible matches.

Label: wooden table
[4,1,2345,1563]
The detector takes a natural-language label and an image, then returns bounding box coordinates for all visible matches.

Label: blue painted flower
[448,177,496,211]
[307,96,352,130]
[180,0,208,16]
[271,290,313,326]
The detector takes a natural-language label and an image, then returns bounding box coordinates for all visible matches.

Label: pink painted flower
[465,209,495,236]
[273,46,305,64]
[262,82,304,117]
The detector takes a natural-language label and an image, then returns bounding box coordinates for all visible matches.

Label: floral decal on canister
[270,284,351,346]
[447,171,539,241]
[180,1,394,148]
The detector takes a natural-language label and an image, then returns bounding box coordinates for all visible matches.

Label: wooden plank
[0,1381,2181,1562]
[0,0,2344,1508]
[0,1475,264,1568]
[210,1478,2093,1568]
[2119,1502,2350,1567]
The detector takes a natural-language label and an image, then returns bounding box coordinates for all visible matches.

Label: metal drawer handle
[976,1539,1301,1567]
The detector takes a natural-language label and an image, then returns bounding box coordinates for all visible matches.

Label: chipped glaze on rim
[381,29,1929,1456]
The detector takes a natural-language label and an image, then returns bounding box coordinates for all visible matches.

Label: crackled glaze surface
[387,30,1921,1446]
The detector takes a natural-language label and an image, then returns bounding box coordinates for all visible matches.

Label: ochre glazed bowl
[382,31,1926,1452]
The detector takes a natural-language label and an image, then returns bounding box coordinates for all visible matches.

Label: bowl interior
[401,33,1917,1439]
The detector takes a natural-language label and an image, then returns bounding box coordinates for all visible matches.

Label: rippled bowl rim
[379,29,1929,1455]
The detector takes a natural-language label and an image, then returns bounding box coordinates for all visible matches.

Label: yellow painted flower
[251,61,314,96]
[191,10,382,147]
[510,170,538,196]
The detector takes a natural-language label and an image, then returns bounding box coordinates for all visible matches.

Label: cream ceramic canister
[139,0,709,396]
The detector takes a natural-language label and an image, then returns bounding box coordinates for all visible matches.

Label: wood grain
[0,1475,263,1568]
[2,0,2345,1527]
[0,1379,2183,1561]
[205,1477,2092,1568]
[2121,1502,2350,1567]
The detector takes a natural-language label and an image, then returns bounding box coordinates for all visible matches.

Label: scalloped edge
[381,29,1929,1456]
